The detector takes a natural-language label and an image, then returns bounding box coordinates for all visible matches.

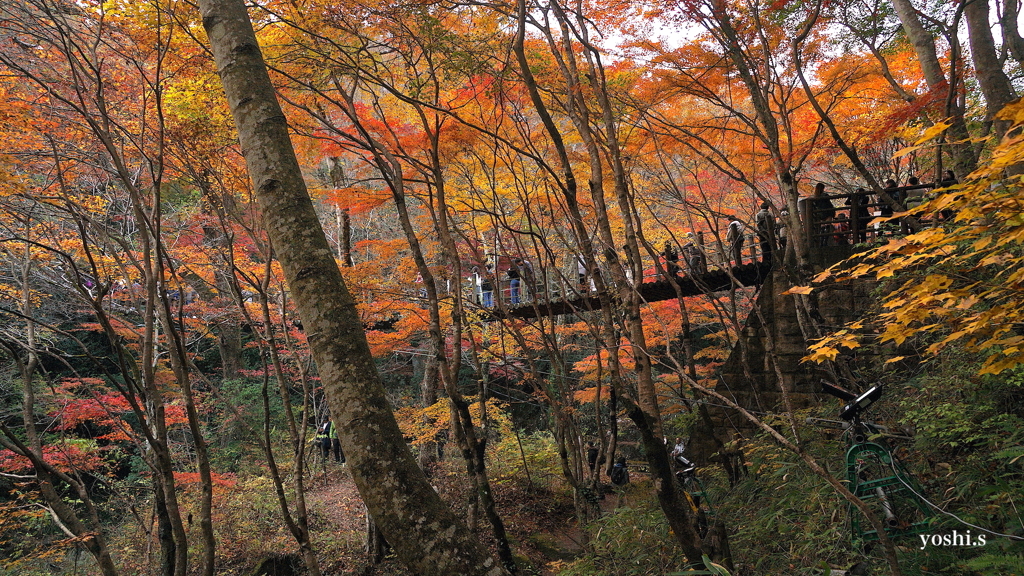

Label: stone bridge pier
[688,267,880,464]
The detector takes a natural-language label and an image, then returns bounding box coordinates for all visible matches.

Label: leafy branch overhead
[806,101,1024,375]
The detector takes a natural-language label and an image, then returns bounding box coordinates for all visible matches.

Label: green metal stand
[847,441,932,543]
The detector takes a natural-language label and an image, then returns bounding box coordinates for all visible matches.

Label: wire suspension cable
[888,459,1024,541]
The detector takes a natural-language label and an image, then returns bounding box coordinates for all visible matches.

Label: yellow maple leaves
[892,120,952,159]
[804,100,1024,375]
[394,397,512,447]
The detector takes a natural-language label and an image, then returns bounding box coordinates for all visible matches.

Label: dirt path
[306,467,366,535]
[302,466,590,575]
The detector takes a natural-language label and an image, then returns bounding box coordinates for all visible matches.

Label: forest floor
[302,462,590,575]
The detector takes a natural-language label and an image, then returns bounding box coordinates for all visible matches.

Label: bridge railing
[798,185,938,252]
[413,186,954,312]
[465,235,770,309]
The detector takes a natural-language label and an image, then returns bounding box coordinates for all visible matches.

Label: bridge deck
[476,184,943,321]
[489,261,774,320]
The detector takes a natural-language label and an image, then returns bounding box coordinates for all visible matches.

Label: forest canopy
[1,0,1023,575]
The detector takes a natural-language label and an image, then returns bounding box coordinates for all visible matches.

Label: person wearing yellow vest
[316,420,345,463]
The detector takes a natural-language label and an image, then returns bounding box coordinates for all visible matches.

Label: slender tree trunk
[891,0,947,87]
[197,3,507,574]
[157,299,216,576]
[625,402,710,568]
[255,285,323,576]
[328,157,354,267]
[154,481,176,576]
[419,343,439,473]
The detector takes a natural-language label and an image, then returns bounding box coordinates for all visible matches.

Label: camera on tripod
[822,382,882,422]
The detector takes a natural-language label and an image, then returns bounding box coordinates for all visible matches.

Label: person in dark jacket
[754,202,775,261]
[610,456,630,507]
[810,183,835,246]
[507,261,522,305]
[317,420,345,463]
[726,216,746,264]
[661,241,680,277]
[879,179,898,217]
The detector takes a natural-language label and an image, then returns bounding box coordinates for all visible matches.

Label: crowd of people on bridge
[462,173,960,308]
[471,257,538,308]
[466,225,758,309]
[808,172,958,247]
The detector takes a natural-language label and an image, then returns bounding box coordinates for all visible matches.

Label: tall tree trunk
[153,480,177,576]
[891,0,977,173]
[891,0,947,86]
[999,0,1024,65]
[966,0,1018,138]
[196,3,507,574]
[157,296,216,576]
[328,157,354,267]
[255,285,323,576]
[418,343,439,473]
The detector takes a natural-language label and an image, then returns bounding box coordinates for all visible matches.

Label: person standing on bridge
[851,189,871,243]
[481,263,495,307]
[520,257,537,301]
[661,241,681,278]
[901,176,921,233]
[622,244,637,285]
[879,179,898,217]
[507,260,522,305]
[810,182,835,247]
[777,209,789,252]
[726,216,746,266]
[755,202,775,263]
[471,265,483,306]
[576,254,588,290]
[683,233,703,275]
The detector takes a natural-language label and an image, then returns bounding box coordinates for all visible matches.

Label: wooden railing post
[696,231,708,274]
[798,197,814,260]
[850,191,862,244]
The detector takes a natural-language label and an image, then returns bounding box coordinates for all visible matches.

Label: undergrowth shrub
[895,355,1024,574]
[211,474,299,572]
[717,433,861,574]
[559,490,690,576]
[491,430,567,494]
[0,487,81,576]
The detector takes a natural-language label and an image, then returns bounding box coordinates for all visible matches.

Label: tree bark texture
[965,0,1017,136]
[891,0,947,87]
[999,0,1024,65]
[196,2,507,575]
[891,0,977,173]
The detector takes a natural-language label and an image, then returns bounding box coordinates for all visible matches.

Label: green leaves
[670,555,732,574]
